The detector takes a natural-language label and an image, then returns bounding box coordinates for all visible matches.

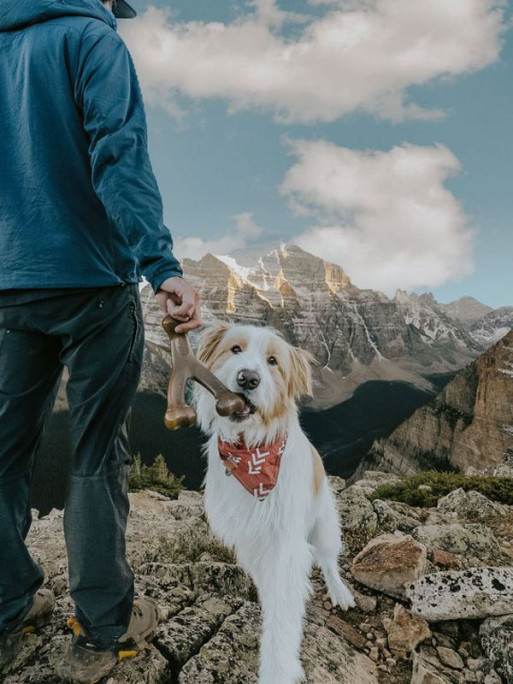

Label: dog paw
[331,583,356,611]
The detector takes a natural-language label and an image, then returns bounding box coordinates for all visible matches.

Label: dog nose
[237,369,260,390]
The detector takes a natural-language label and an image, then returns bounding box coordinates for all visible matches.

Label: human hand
[155,276,202,333]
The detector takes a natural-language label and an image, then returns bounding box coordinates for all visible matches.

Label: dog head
[194,321,314,440]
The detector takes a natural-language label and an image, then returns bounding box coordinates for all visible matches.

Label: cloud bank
[173,212,263,261]
[121,0,506,122]
[282,140,475,293]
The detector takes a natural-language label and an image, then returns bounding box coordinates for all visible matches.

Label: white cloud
[120,0,506,123]
[281,140,475,293]
[173,212,263,260]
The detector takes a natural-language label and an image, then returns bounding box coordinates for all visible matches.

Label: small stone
[437,646,464,670]
[369,647,379,662]
[484,672,503,684]
[432,549,462,570]
[464,673,479,683]
[353,590,378,614]
[382,604,431,657]
[366,631,374,640]
[386,658,396,667]
[412,652,451,684]
[467,658,483,671]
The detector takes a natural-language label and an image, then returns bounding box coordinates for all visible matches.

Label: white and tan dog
[194,322,355,684]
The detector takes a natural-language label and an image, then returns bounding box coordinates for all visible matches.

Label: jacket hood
[0,0,116,32]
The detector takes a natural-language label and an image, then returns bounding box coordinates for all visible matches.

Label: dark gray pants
[0,283,144,649]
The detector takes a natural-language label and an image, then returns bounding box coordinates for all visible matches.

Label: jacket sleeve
[74,28,183,292]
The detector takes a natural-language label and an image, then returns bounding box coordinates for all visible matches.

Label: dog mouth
[230,393,258,422]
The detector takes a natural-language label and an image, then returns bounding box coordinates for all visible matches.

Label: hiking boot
[0,588,55,668]
[58,597,160,684]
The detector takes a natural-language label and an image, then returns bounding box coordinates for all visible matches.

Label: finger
[174,318,202,334]
[174,308,203,333]
[167,299,195,318]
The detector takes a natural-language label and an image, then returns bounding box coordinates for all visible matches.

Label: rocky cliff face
[357,331,513,478]
[140,245,492,408]
[5,475,513,684]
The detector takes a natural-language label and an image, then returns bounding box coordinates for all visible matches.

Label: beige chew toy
[162,315,246,430]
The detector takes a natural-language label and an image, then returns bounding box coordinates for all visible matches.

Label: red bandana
[218,434,287,501]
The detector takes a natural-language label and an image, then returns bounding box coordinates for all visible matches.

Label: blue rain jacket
[0,0,183,292]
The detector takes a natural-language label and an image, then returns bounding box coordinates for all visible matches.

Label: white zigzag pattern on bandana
[253,482,271,500]
[247,447,269,475]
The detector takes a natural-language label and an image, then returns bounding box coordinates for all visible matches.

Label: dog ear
[196,321,231,366]
[288,347,315,399]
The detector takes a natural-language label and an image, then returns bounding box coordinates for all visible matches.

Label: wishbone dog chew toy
[162,315,246,430]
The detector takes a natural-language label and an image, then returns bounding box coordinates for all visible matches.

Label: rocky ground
[2,472,513,683]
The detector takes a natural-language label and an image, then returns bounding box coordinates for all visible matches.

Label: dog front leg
[251,541,314,684]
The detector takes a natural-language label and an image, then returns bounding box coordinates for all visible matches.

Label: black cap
[113,0,137,18]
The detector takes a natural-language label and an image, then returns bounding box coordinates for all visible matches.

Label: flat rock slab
[408,567,513,622]
[351,534,427,598]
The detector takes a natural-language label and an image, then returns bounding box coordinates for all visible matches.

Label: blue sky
[120,0,512,308]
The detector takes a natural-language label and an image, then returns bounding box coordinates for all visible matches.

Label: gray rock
[373,499,421,534]
[408,567,513,622]
[411,652,451,684]
[337,487,379,552]
[412,523,503,565]
[437,489,507,521]
[436,646,464,670]
[480,614,513,682]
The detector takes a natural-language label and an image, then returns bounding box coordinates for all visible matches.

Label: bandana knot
[218,434,287,501]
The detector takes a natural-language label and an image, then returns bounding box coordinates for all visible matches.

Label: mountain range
[140,243,511,409]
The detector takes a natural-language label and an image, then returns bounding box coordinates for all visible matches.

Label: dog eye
[231,345,242,354]
[268,356,277,366]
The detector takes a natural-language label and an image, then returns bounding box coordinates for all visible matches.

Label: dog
[194,322,355,684]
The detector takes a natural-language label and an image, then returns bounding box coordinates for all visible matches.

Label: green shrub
[371,471,513,508]
[129,453,184,500]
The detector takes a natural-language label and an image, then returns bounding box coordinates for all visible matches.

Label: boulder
[408,567,513,622]
[480,614,513,682]
[337,487,379,552]
[437,488,507,521]
[381,604,431,656]
[373,499,421,534]
[351,534,427,598]
[349,471,401,497]
[412,523,503,565]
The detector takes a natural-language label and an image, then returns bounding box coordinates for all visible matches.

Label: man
[0,0,201,681]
